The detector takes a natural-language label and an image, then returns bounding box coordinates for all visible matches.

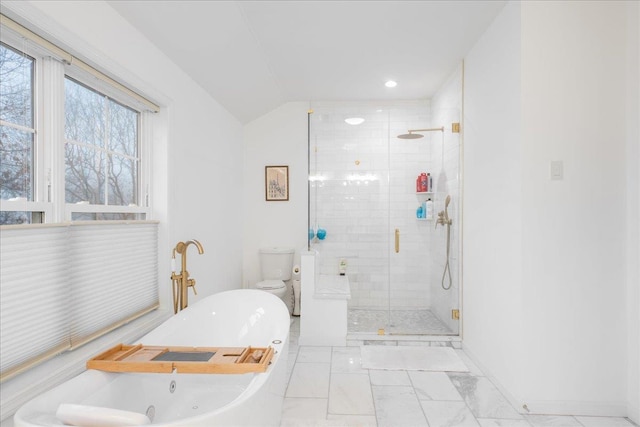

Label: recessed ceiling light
[345,117,365,125]
[385,80,397,88]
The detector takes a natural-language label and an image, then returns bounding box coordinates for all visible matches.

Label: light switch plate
[550,160,563,180]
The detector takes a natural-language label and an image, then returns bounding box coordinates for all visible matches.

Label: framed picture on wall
[265,165,289,201]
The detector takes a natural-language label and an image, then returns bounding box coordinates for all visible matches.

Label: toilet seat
[256,280,285,290]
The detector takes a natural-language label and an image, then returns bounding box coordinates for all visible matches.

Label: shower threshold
[346,332,461,349]
[347,308,459,346]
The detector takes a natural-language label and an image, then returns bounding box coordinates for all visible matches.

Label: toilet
[255,247,294,305]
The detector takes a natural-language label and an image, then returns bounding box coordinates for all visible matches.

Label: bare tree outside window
[64,78,139,211]
[108,101,138,206]
[0,43,35,225]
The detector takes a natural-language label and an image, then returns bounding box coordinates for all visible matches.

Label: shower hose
[442,222,452,290]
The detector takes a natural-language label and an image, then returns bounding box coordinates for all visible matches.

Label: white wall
[625,1,639,422]
[242,102,309,307]
[464,0,639,420]
[520,1,629,415]
[462,0,525,406]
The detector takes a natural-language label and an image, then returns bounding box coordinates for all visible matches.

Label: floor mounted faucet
[171,239,204,313]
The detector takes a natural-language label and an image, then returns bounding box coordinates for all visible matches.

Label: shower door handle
[395,228,400,253]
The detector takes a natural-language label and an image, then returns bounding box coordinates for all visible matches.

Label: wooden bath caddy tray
[87,344,274,374]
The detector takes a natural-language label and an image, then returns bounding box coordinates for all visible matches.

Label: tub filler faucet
[171,239,204,313]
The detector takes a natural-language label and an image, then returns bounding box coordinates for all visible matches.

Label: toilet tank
[259,247,295,280]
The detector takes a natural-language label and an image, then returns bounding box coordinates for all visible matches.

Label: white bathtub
[14,289,290,427]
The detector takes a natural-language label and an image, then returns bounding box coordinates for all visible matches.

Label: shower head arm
[406,127,444,133]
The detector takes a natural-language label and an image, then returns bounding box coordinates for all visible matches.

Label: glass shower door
[387,104,435,335]
[388,108,461,336]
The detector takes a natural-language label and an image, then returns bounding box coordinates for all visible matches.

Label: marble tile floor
[282,317,637,427]
[348,309,454,335]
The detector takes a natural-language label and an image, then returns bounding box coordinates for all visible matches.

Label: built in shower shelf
[86,344,274,374]
[416,192,434,199]
[416,192,435,221]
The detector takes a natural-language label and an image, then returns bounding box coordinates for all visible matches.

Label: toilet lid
[256,280,285,290]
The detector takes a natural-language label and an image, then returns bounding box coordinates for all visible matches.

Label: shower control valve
[435,210,452,229]
[435,211,444,228]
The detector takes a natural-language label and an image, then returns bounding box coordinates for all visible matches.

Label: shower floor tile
[348,308,454,335]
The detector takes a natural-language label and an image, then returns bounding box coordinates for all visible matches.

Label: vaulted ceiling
[108,1,506,123]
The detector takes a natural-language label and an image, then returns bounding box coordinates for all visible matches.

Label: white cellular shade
[69,222,159,347]
[0,225,70,379]
[0,221,159,380]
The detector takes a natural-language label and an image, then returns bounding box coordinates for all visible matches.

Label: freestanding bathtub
[14,289,290,426]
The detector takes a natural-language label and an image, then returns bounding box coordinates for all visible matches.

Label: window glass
[0,43,33,127]
[108,100,138,206]
[64,78,104,147]
[108,100,137,153]
[0,43,34,203]
[64,78,139,207]
[65,144,105,204]
[108,154,137,206]
[0,125,33,200]
[0,211,41,225]
[70,212,141,221]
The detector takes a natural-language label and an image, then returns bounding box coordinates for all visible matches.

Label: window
[0,15,160,383]
[0,32,153,224]
[0,42,37,225]
[65,78,141,220]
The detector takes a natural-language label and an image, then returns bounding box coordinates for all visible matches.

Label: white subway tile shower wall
[310,101,439,311]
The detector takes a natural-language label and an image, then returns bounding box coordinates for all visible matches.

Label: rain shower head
[397,132,424,139]
[396,126,445,139]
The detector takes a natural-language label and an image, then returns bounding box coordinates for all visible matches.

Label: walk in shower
[308,98,461,337]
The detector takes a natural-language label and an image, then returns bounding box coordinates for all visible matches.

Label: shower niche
[415,192,436,221]
[308,100,461,337]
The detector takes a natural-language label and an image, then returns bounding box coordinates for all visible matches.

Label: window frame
[62,72,149,221]
[0,37,51,223]
[0,31,151,224]
[0,15,163,417]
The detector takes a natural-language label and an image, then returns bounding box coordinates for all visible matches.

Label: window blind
[0,225,70,380]
[0,221,159,381]
[69,222,159,348]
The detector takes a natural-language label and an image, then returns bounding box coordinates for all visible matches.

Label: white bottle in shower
[339,258,347,276]
[425,198,434,220]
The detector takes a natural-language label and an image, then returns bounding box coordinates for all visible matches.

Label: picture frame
[265,166,289,201]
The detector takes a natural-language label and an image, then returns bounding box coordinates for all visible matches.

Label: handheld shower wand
[436,195,453,291]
